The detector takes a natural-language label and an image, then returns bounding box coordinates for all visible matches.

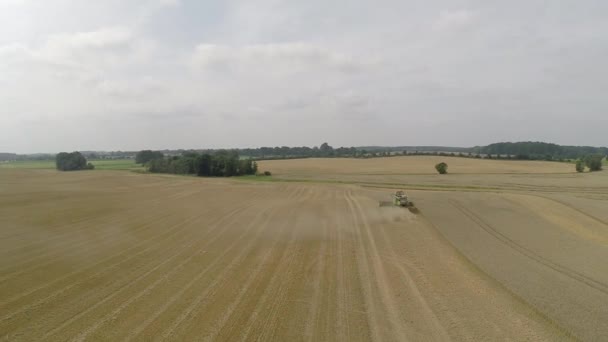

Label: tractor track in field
[449,199,608,296]
[0,193,170,255]
[38,199,266,341]
[165,202,300,341]
[349,193,451,341]
[334,192,354,341]
[150,204,283,341]
[0,198,264,324]
[345,190,409,341]
[302,215,329,342]
[0,210,178,283]
[0,212,206,329]
[532,194,608,227]
[199,214,290,342]
[202,207,303,342]
[70,202,275,342]
[0,185,222,273]
[235,206,305,341]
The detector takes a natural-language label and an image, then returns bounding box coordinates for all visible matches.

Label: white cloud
[45,27,133,52]
[0,0,27,6]
[0,43,29,62]
[191,43,363,74]
[432,9,476,31]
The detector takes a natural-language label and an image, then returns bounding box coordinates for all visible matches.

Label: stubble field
[1,156,607,341]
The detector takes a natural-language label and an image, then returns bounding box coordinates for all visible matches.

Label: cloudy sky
[1,0,607,153]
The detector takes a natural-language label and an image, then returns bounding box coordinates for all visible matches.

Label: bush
[263,171,272,176]
[435,162,448,174]
[575,159,585,173]
[585,154,604,172]
[56,152,90,171]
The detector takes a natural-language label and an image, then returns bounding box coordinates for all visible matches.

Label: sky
[1,0,607,153]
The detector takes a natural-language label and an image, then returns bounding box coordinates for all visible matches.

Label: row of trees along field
[575,155,604,172]
[56,152,94,171]
[139,150,258,177]
[479,142,608,161]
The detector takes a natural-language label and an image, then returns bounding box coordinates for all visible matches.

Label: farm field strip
[0,210,180,282]
[0,190,272,317]
[448,199,608,296]
[41,200,267,337]
[348,192,450,340]
[1,159,606,341]
[63,203,278,341]
[2,190,281,340]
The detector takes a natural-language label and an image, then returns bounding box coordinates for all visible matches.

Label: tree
[575,159,585,172]
[55,152,91,171]
[319,142,333,156]
[435,162,448,174]
[147,150,258,177]
[135,150,164,165]
[195,154,212,176]
[585,154,604,172]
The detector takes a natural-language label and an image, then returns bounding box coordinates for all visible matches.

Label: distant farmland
[0,159,141,171]
[1,156,607,341]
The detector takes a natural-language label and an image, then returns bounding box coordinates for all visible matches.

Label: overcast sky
[1,0,607,153]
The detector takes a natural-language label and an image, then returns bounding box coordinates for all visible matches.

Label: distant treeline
[233,142,607,161]
[141,150,258,177]
[239,143,358,159]
[358,146,473,153]
[0,153,17,161]
[480,142,608,160]
[3,141,607,163]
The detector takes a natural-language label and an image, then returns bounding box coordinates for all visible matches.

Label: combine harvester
[380,190,418,213]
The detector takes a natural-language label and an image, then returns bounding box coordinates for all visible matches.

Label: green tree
[585,154,604,172]
[147,150,257,177]
[135,150,164,165]
[55,152,90,171]
[195,154,212,176]
[435,162,448,174]
[319,142,333,156]
[575,159,585,173]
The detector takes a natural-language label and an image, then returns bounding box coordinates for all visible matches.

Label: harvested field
[259,156,574,176]
[1,157,607,341]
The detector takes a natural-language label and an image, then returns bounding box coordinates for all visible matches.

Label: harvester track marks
[0,212,194,314]
[72,204,276,342]
[335,190,357,341]
[350,194,450,341]
[345,190,408,341]
[533,195,608,227]
[303,216,329,342]
[0,210,177,284]
[0,201,258,323]
[38,202,262,341]
[155,206,283,341]
[0,194,170,257]
[237,212,304,341]
[198,220,288,342]
[449,199,608,296]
